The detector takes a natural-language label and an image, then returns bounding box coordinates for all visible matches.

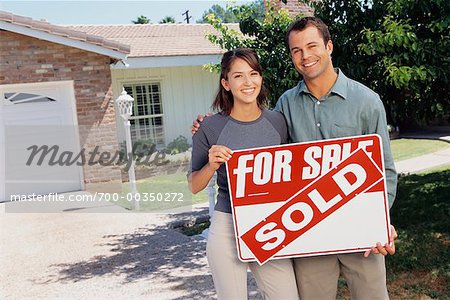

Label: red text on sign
[240,148,382,264]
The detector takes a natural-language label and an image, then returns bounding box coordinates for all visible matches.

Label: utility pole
[182,10,192,24]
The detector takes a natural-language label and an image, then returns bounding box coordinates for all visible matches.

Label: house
[0,11,134,201]
[0,0,308,201]
[0,10,230,201]
[66,24,238,147]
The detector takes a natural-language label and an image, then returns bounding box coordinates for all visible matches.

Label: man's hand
[364,225,398,257]
[191,113,212,135]
[208,145,233,171]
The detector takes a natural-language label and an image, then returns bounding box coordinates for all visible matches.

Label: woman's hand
[208,145,233,170]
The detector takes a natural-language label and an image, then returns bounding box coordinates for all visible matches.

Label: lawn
[390,138,450,161]
[386,165,449,299]
[117,172,209,212]
[337,165,450,299]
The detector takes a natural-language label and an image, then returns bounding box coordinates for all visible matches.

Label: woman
[188,48,298,300]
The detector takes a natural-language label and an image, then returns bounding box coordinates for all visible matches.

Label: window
[123,83,164,146]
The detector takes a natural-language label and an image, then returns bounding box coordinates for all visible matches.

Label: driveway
[0,197,261,300]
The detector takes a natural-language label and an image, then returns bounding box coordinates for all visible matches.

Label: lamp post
[116,88,139,210]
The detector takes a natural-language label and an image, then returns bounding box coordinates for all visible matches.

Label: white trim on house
[0,21,127,60]
[113,55,222,69]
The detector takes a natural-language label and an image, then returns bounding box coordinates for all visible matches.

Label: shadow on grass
[386,169,450,297]
[391,169,449,233]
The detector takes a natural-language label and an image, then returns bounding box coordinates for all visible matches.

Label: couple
[189,17,397,300]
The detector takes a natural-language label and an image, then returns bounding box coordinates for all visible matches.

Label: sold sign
[226,135,391,265]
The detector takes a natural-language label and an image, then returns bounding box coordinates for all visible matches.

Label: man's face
[288,26,333,81]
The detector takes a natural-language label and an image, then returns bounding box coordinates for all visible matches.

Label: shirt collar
[297,68,348,100]
[330,68,347,100]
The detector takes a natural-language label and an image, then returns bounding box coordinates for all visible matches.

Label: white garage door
[0,81,83,202]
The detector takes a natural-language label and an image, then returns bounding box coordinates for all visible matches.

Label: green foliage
[198,4,239,23]
[165,135,190,154]
[159,16,176,24]
[308,0,450,126]
[206,0,449,124]
[197,0,265,24]
[119,139,156,160]
[180,220,211,236]
[132,15,150,24]
[205,2,303,107]
[359,0,450,126]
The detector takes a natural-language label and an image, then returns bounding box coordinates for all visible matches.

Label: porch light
[116,89,134,120]
[116,88,139,210]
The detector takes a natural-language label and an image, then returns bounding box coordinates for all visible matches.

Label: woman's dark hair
[212,48,268,115]
[285,17,331,48]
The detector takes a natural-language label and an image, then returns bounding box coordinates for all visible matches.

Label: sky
[0,0,252,25]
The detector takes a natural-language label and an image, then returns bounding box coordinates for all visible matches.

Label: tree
[132,15,150,24]
[359,0,450,126]
[197,0,265,24]
[306,0,449,127]
[160,16,176,24]
[207,0,449,127]
[198,4,239,23]
[205,2,303,107]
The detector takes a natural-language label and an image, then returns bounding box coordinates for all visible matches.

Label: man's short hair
[285,17,331,48]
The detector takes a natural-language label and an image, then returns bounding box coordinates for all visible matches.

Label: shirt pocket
[331,123,361,138]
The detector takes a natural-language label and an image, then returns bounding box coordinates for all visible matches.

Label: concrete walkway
[394,129,450,174]
[395,147,450,174]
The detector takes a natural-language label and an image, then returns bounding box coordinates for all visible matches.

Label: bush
[166,135,190,154]
[119,139,156,161]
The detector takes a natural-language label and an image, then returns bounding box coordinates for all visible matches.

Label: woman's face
[221,58,262,106]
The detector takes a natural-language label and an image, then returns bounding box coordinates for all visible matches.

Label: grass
[418,164,450,174]
[386,165,450,298]
[337,165,450,299]
[390,138,450,161]
[117,172,209,212]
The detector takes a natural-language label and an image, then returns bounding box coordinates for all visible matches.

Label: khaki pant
[293,254,388,300]
[207,211,299,300]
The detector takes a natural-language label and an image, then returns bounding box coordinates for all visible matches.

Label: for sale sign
[225,134,391,265]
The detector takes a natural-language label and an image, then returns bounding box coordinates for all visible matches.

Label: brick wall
[0,31,122,190]
[267,0,314,18]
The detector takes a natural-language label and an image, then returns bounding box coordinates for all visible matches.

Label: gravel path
[0,202,261,300]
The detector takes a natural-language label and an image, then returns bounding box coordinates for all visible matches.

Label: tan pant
[206,211,299,300]
[293,254,388,300]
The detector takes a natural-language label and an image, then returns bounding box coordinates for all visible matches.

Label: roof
[66,24,240,58]
[0,10,130,59]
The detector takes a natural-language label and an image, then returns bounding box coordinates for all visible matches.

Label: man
[275,16,397,299]
[193,17,397,299]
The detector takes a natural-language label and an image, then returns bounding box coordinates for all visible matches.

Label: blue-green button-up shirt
[274,69,397,207]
